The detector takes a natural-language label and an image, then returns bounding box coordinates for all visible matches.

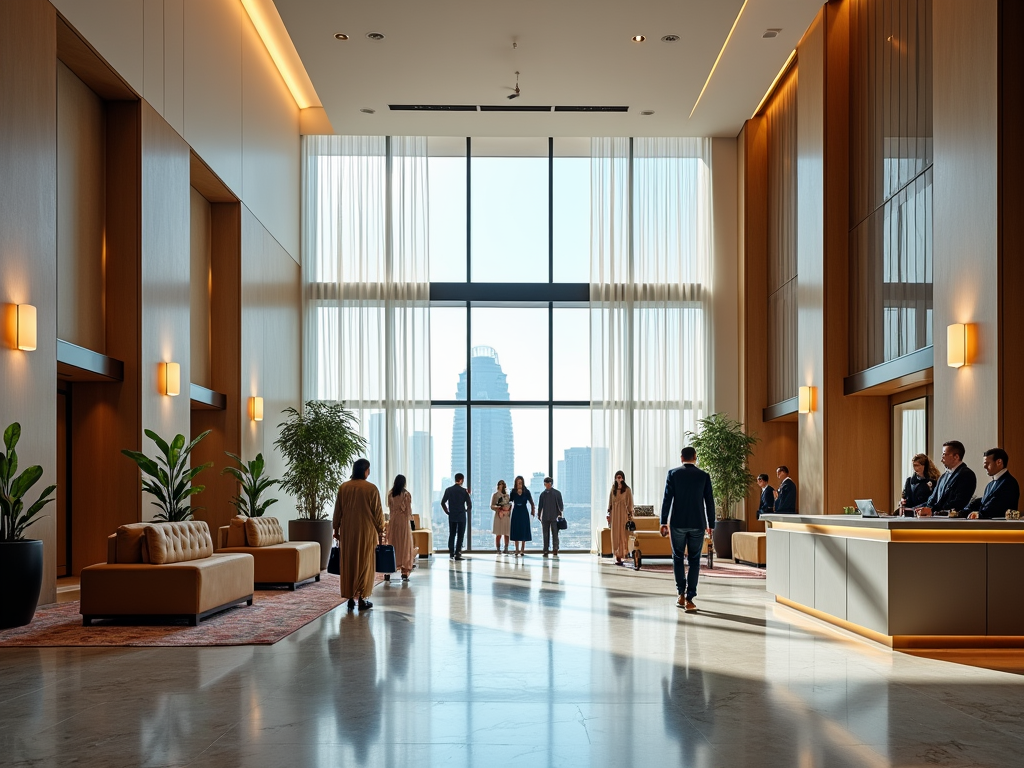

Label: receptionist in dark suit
[965,448,1020,519]
[756,473,775,518]
[917,440,977,516]
[775,466,797,513]
[901,453,939,511]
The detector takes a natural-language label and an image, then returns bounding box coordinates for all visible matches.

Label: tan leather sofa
[731,531,767,567]
[80,521,254,626]
[411,514,432,558]
[217,516,321,589]
[626,516,709,570]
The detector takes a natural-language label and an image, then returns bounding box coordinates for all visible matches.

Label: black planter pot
[712,518,745,561]
[0,539,44,629]
[289,519,334,571]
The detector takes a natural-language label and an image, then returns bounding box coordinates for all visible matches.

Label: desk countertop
[759,513,1024,531]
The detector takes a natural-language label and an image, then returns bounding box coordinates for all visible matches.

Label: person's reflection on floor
[334,612,381,766]
[382,605,414,682]
[449,562,468,641]
[537,560,565,639]
[661,632,714,767]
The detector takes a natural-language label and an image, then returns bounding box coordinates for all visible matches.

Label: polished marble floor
[3,555,1024,767]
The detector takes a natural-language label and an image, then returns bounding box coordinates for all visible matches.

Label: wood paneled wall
[932,0,1000,461]
[0,0,59,604]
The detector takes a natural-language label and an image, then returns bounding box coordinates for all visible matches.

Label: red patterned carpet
[0,572,384,648]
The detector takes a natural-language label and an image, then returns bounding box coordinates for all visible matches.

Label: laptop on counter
[855,499,880,517]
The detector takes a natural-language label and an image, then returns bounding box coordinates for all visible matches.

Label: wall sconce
[161,362,181,396]
[798,385,817,414]
[249,396,264,422]
[947,323,971,368]
[16,304,36,351]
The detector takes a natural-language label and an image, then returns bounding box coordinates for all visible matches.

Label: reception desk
[761,514,1024,649]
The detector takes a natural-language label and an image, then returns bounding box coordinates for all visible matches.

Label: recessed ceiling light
[366,32,385,41]
[640,110,655,116]
[661,35,680,43]
[360,108,376,114]
[762,29,782,39]
[334,33,349,41]
[631,35,646,43]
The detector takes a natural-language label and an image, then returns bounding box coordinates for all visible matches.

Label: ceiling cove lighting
[15,304,36,351]
[250,396,264,422]
[798,386,817,414]
[947,323,971,368]
[239,0,321,109]
[689,0,750,118]
[752,48,797,118]
[161,362,181,397]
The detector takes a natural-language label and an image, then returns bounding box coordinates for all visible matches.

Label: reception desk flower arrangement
[122,429,212,522]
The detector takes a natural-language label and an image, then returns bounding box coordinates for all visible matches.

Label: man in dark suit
[775,466,797,513]
[536,477,564,556]
[756,473,775,518]
[660,447,716,613]
[965,448,1020,519]
[440,473,472,560]
[918,440,977,516]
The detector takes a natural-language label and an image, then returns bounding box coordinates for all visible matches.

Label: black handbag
[327,544,341,575]
[410,518,417,531]
[556,517,568,530]
[375,544,397,573]
[625,520,637,532]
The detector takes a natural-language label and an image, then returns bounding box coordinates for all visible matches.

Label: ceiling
[275,0,823,138]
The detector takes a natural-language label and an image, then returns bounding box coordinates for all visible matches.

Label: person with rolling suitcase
[332,458,385,611]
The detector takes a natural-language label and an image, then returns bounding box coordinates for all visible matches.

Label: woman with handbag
[386,474,414,581]
[508,475,535,557]
[490,479,512,554]
[608,470,634,565]
[332,458,385,610]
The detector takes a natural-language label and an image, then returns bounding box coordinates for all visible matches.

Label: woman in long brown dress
[607,470,634,565]
[333,458,385,610]
[386,474,414,581]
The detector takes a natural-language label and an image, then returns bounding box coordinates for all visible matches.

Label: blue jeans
[670,528,705,599]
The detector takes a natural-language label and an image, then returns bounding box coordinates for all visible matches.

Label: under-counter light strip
[752,48,797,118]
[688,0,749,119]
[240,0,321,110]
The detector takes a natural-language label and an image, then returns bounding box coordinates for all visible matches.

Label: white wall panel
[51,0,144,94]
[143,0,163,112]
[163,0,184,134]
[711,137,740,422]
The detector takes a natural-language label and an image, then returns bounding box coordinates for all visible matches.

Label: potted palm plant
[275,401,367,570]
[687,413,759,561]
[122,430,212,521]
[0,422,57,629]
[221,452,278,517]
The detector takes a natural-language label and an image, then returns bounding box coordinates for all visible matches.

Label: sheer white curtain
[302,135,431,521]
[590,137,713,549]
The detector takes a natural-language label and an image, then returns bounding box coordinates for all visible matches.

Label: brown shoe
[684,599,697,613]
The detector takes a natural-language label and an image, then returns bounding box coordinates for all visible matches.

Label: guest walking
[900,454,939,513]
[441,473,472,560]
[607,470,634,565]
[755,473,775,519]
[491,479,512,554]
[537,477,564,557]
[660,447,715,613]
[333,458,385,611]
[385,474,414,581]
[508,475,535,557]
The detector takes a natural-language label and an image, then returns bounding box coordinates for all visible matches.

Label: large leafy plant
[275,401,367,521]
[221,452,279,517]
[0,423,56,542]
[122,430,212,522]
[687,413,760,520]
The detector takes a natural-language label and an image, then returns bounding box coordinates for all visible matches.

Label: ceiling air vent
[479,104,553,112]
[389,104,630,113]
[554,105,629,112]
[388,104,478,111]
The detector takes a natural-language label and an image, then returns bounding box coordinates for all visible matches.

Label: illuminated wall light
[947,323,970,368]
[798,385,816,414]
[689,0,750,118]
[239,0,321,110]
[161,362,181,396]
[16,304,36,351]
[752,48,797,118]
[250,396,264,422]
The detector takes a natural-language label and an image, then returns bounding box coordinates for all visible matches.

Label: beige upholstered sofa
[217,516,321,589]
[411,514,432,558]
[600,514,709,569]
[80,521,254,626]
[731,531,767,567]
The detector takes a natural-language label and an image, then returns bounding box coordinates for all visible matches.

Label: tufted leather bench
[80,521,254,626]
[217,516,321,589]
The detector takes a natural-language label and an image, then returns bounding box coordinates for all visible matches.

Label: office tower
[529,471,546,499]
[559,446,591,504]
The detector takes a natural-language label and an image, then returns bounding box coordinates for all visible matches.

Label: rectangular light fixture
[250,396,264,422]
[947,323,969,368]
[798,385,816,414]
[161,362,181,396]
[16,304,36,351]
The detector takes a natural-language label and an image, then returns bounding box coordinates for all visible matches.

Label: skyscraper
[559,447,592,504]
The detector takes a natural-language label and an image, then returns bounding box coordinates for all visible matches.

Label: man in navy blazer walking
[660,446,716,613]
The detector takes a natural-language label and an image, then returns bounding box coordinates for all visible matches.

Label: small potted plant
[275,401,367,570]
[687,413,759,561]
[0,422,57,629]
[221,452,278,517]
[122,430,212,521]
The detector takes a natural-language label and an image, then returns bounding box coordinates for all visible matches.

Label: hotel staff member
[756,474,775,518]
[917,440,977,516]
[965,448,1020,519]
[775,466,797,514]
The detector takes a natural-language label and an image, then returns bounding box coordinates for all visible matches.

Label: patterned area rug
[0,572,384,648]
[613,560,767,580]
